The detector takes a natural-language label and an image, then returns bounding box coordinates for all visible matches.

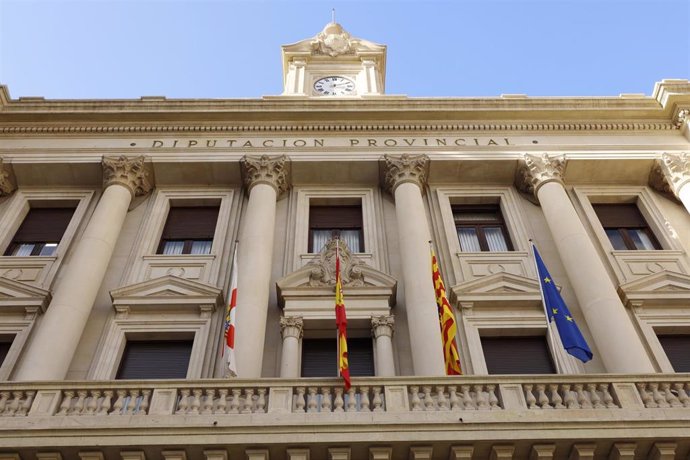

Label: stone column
[382,154,445,376]
[279,316,303,378]
[235,155,290,378]
[371,315,395,377]
[517,154,654,373]
[15,156,152,381]
[650,152,690,213]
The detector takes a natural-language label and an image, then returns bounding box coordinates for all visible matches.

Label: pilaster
[0,158,16,197]
[241,154,290,197]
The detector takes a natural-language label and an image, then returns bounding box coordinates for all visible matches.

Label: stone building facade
[0,22,690,460]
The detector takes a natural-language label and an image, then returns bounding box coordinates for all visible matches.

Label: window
[308,205,363,253]
[592,204,660,251]
[481,336,556,374]
[657,335,690,372]
[0,336,13,368]
[116,340,193,379]
[158,206,220,255]
[4,207,75,256]
[301,337,374,377]
[453,205,512,252]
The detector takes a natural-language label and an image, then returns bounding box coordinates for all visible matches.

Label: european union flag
[532,244,593,363]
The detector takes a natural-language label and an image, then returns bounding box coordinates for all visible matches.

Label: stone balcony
[0,375,689,459]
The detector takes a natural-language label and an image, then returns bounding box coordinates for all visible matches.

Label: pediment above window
[110,275,222,316]
[450,272,544,308]
[276,239,396,325]
[618,270,690,307]
[0,276,51,314]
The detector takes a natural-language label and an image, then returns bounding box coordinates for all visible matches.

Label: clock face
[313,76,356,96]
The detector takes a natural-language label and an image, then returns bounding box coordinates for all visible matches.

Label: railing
[0,375,688,419]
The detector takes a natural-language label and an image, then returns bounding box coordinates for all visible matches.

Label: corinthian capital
[382,154,429,194]
[280,316,303,340]
[0,158,16,197]
[102,156,153,198]
[654,153,690,198]
[371,315,394,339]
[515,153,566,197]
[241,155,290,197]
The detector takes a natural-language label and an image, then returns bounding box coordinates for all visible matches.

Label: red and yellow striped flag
[431,246,463,375]
[335,242,351,390]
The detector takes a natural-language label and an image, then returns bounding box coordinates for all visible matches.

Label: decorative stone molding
[311,22,355,57]
[280,316,304,340]
[674,109,689,129]
[0,158,16,197]
[307,238,364,287]
[240,155,290,197]
[371,315,394,339]
[102,156,153,198]
[515,153,566,197]
[653,152,690,198]
[0,122,677,135]
[382,154,429,194]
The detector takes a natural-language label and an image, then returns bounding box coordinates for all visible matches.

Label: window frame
[480,334,557,375]
[0,189,95,289]
[119,188,238,287]
[115,337,195,380]
[592,203,661,251]
[452,204,514,252]
[308,204,364,253]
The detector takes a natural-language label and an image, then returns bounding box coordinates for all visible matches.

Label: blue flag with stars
[533,244,593,363]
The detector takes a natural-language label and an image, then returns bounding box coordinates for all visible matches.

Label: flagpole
[529,239,562,375]
[335,237,340,379]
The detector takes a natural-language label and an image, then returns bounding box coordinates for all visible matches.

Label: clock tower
[280,22,387,97]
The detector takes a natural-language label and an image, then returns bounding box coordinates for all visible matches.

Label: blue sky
[0,0,688,99]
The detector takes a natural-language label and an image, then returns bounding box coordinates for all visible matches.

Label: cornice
[0,121,677,135]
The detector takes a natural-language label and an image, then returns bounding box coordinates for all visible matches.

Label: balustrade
[523,382,619,410]
[0,377,688,420]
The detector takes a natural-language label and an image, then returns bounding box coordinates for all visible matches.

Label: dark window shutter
[161,207,220,240]
[301,337,374,377]
[481,336,556,374]
[11,208,75,243]
[592,204,646,228]
[309,206,363,229]
[0,337,13,367]
[116,340,193,380]
[658,335,690,372]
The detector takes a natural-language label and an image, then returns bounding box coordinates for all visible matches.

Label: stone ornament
[0,158,16,197]
[382,154,430,194]
[240,155,290,197]
[307,238,365,287]
[371,315,394,339]
[515,153,567,197]
[102,156,153,198]
[311,22,355,57]
[653,152,690,198]
[674,109,689,129]
[280,316,304,339]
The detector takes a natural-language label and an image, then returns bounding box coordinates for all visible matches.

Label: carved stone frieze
[515,153,566,197]
[652,152,690,198]
[307,238,365,287]
[674,109,689,129]
[311,22,355,57]
[382,154,430,194]
[240,155,290,197]
[0,158,16,197]
[280,316,304,339]
[371,315,395,339]
[102,156,153,197]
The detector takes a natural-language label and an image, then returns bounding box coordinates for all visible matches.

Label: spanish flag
[431,246,463,375]
[335,241,351,390]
